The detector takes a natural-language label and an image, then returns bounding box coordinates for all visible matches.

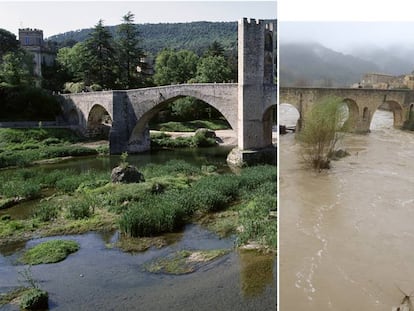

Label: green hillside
[48,21,238,57]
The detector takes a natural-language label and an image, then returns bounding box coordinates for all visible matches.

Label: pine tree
[84,19,116,89]
[116,11,145,89]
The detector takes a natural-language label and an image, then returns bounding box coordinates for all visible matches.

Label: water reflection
[239,250,276,297]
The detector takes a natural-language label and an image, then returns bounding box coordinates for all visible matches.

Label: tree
[0,28,19,59]
[299,96,348,170]
[0,50,34,86]
[153,49,199,85]
[195,56,231,83]
[116,11,145,89]
[84,19,116,88]
[56,42,89,82]
[204,41,225,57]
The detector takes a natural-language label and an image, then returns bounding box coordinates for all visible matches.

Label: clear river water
[0,146,276,311]
[280,104,414,310]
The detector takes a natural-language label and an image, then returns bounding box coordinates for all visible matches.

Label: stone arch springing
[86,104,113,138]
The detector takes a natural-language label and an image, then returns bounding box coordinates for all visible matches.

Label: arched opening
[86,104,112,139]
[128,96,235,153]
[410,104,414,120]
[265,33,273,52]
[371,100,403,130]
[279,103,300,134]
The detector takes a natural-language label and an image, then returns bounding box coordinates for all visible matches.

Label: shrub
[119,191,188,237]
[66,198,93,220]
[34,201,60,222]
[299,96,348,170]
[19,288,49,310]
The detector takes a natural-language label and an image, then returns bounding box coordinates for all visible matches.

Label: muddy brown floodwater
[280,105,414,310]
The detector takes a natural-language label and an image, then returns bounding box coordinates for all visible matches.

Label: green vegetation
[49,21,237,58]
[0,159,276,252]
[0,85,60,121]
[20,239,79,265]
[299,96,348,170]
[144,249,230,274]
[150,131,217,149]
[0,128,100,168]
[151,119,229,132]
[19,288,49,310]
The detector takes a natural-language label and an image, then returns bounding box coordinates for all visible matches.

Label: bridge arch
[127,90,237,153]
[86,104,113,138]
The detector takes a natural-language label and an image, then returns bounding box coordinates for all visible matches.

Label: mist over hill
[280,42,379,87]
[280,42,414,87]
[47,21,238,57]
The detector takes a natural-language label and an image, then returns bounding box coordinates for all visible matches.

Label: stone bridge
[58,18,277,165]
[60,83,239,153]
[280,87,414,133]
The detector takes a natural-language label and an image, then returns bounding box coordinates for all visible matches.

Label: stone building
[356,72,410,89]
[18,28,56,82]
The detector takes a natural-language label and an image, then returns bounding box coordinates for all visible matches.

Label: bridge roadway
[280,87,414,132]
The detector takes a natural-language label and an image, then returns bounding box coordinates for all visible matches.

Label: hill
[47,21,238,57]
[280,42,380,87]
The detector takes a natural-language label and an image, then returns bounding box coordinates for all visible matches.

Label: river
[280,104,414,310]
[0,146,276,310]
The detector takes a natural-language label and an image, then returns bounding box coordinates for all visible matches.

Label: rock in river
[111,165,145,183]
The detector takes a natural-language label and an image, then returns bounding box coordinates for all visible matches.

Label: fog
[280,21,414,54]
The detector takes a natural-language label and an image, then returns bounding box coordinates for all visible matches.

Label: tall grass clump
[299,96,348,170]
[119,191,188,237]
[34,201,60,222]
[189,174,240,212]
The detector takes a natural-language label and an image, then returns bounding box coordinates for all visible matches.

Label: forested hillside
[280,42,379,87]
[48,22,238,56]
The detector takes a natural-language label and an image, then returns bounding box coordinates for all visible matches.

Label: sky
[0,1,276,38]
